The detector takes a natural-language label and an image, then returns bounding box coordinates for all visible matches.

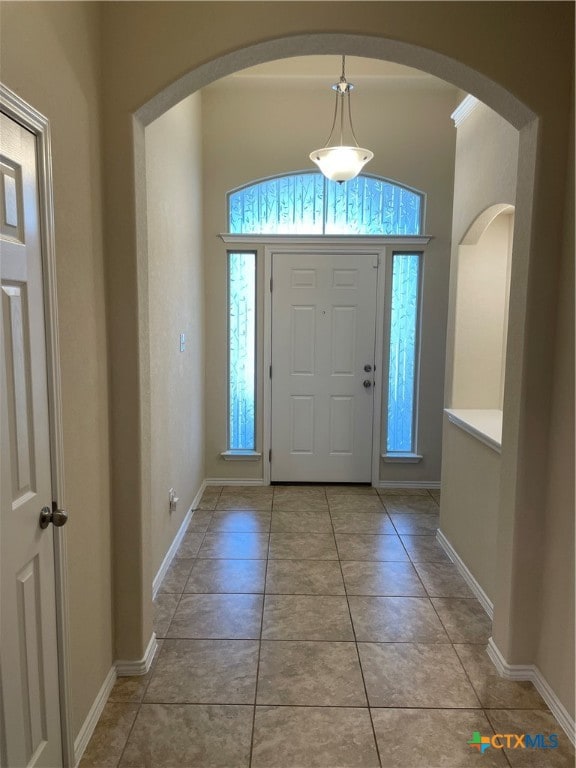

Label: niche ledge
[444,408,502,453]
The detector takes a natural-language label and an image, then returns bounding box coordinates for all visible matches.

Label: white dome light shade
[310,145,375,183]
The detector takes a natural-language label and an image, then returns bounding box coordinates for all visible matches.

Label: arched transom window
[228,172,424,235]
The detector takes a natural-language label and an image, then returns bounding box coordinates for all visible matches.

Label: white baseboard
[73,665,117,767]
[377,480,441,489]
[115,632,158,677]
[205,477,266,486]
[152,481,206,598]
[436,528,493,619]
[487,638,576,746]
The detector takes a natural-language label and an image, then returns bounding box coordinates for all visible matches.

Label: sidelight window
[386,253,422,454]
[228,251,256,451]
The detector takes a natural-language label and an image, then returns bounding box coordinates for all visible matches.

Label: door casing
[262,238,429,486]
[0,84,73,768]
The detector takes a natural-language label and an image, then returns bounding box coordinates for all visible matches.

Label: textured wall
[145,94,205,576]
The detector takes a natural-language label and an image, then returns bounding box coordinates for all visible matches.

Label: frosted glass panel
[228,252,256,450]
[228,173,422,235]
[324,176,421,235]
[229,173,324,234]
[387,253,420,453]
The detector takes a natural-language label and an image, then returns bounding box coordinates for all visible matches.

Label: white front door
[1,113,63,767]
[271,251,378,482]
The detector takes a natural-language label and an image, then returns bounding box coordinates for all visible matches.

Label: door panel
[271,252,378,482]
[1,113,62,767]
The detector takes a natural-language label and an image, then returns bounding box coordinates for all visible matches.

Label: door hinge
[270,276,273,292]
[269,449,272,462]
[269,365,272,379]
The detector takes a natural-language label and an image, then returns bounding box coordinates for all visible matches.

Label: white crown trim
[451,95,480,126]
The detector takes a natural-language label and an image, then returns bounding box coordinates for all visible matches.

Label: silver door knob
[364,364,373,372]
[363,379,372,388]
[39,505,68,529]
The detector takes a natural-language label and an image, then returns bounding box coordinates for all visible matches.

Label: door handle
[39,504,68,529]
[363,379,373,389]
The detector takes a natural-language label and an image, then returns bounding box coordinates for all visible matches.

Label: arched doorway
[122,34,539,687]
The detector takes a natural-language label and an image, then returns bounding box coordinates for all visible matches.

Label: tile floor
[81,486,574,768]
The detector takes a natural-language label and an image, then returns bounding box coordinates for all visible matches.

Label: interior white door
[271,251,378,482]
[1,113,63,767]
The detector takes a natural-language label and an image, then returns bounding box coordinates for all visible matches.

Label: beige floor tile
[349,596,449,642]
[358,642,480,707]
[196,489,221,511]
[252,706,380,768]
[187,509,213,530]
[153,594,180,638]
[414,561,474,596]
[336,533,409,561]
[371,708,509,767]
[157,557,194,594]
[485,710,575,767]
[271,509,332,532]
[273,486,326,498]
[216,493,273,511]
[80,702,138,767]
[265,559,345,594]
[378,487,430,497]
[341,560,426,596]
[325,485,378,496]
[400,534,451,562]
[208,509,271,532]
[198,531,269,559]
[119,704,253,767]
[257,640,367,706]
[389,511,439,535]
[454,644,548,709]
[272,495,329,512]
[382,495,440,514]
[268,532,338,560]
[144,639,259,704]
[428,489,441,504]
[262,594,354,640]
[220,485,273,495]
[330,509,395,534]
[185,558,266,593]
[167,593,263,639]
[175,530,205,558]
[432,598,492,643]
[328,495,384,512]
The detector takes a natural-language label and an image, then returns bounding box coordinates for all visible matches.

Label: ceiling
[229,55,455,90]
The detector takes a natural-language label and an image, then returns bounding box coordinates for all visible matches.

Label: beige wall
[452,212,513,408]
[201,77,457,482]
[145,94,205,576]
[445,103,519,406]
[440,102,517,616]
[0,2,112,740]
[441,422,500,602]
[537,84,574,720]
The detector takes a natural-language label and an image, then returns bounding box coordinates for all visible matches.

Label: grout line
[248,529,270,767]
[328,505,383,768]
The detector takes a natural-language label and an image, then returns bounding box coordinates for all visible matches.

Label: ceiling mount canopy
[309,55,374,184]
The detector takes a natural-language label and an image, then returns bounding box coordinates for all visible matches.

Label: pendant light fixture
[310,55,374,183]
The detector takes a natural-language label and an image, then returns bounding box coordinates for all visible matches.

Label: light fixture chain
[347,89,360,148]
